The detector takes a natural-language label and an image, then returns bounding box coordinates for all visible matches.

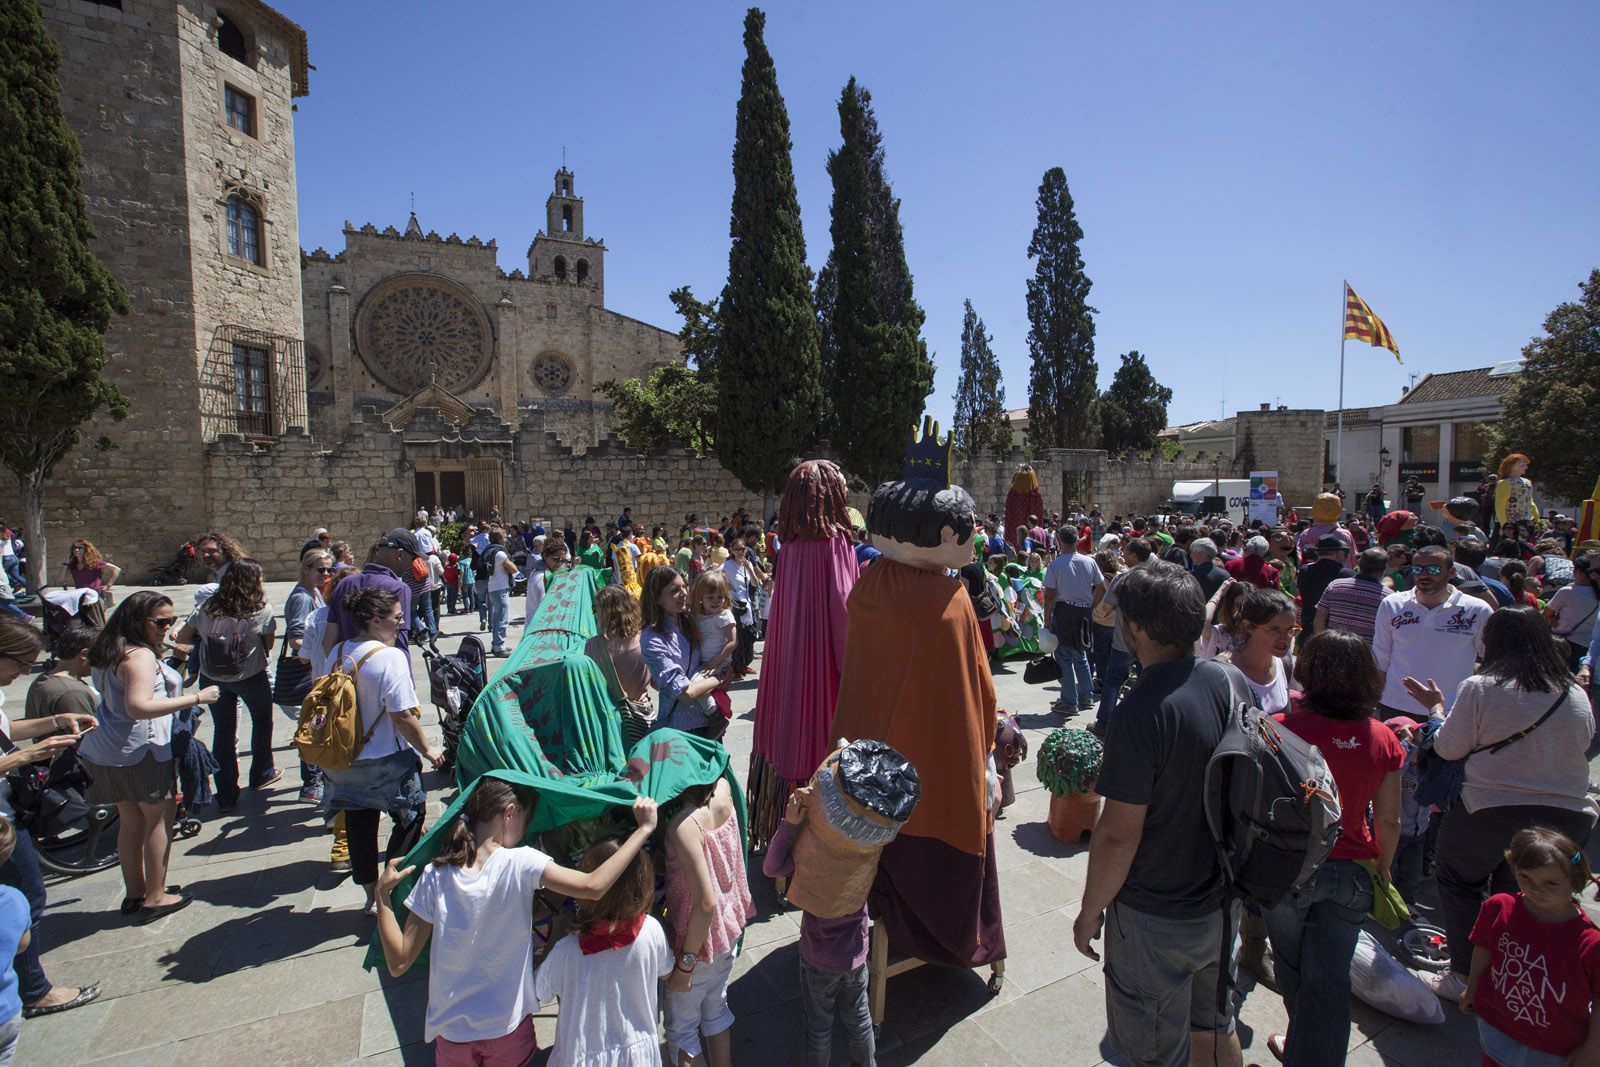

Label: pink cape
[752,533,859,782]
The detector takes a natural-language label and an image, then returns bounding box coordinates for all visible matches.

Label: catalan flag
[1343,283,1401,364]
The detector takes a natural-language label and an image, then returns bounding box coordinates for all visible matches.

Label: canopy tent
[364,568,745,972]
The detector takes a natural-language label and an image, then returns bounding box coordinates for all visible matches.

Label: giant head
[868,417,977,572]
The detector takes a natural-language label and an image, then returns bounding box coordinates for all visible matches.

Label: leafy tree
[1486,268,1600,504]
[816,77,932,484]
[0,0,129,589]
[951,299,1011,457]
[1096,351,1173,455]
[598,365,717,454]
[1024,167,1097,453]
[715,8,821,513]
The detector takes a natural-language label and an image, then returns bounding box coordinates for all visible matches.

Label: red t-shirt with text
[1470,893,1600,1056]
[1274,703,1405,861]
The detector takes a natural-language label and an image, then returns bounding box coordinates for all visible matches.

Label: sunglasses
[1408,564,1446,576]
[307,565,334,573]
[149,617,177,630]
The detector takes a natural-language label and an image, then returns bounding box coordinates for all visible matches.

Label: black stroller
[422,635,487,774]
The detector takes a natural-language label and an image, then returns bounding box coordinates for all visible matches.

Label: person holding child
[374,780,659,1066]
[689,571,737,721]
[639,567,725,739]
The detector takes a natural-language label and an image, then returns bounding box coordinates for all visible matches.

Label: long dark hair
[1500,560,1529,604]
[1479,605,1572,693]
[639,565,686,635]
[205,557,266,618]
[434,779,537,868]
[89,590,173,669]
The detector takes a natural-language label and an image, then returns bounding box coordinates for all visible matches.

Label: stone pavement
[3,579,1545,1066]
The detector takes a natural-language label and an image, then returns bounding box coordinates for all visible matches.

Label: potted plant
[1036,727,1104,842]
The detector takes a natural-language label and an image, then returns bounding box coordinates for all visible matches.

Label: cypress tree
[952,299,1011,457]
[715,8,820,512]
[0,0,129,589]
[817,77,932,486]
[1024,167,1096,453]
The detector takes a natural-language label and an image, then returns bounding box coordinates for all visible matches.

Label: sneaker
[298,783,325,805]
[329,858,352,874]
[1426,969,1467,1002]
[251,769,283,790]
[1077,702,1094,712]
[479,622,488,632]
[1050,701,1078,716]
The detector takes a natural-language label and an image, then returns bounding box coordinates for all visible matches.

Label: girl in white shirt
[375,781,658,1067]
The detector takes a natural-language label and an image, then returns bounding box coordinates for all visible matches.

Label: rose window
[354,274,494,394]
[532,352,574,395]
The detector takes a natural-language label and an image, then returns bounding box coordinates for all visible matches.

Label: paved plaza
[6,581,1521,1067]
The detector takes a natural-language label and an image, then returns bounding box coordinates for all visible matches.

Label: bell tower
[529,166,604,301]
[545,167,583,238]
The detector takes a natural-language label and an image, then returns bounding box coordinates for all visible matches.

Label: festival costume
[830,420,1005,970]
[1004,465,1045,543]
[747,461,860,851]
[1494,475,1539,527]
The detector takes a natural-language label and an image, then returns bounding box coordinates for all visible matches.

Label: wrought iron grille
[200,325,308,440]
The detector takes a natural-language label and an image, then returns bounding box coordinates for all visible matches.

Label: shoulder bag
[1412,687,1571,808]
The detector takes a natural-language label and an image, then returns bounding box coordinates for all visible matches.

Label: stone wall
[1089,453,1241,518]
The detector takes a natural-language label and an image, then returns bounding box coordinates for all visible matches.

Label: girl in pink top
[664,776,754,1067]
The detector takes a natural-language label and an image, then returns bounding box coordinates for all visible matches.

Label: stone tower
[0,0,311,577]
[528,167,605,302]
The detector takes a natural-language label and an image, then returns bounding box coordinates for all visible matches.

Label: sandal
[23,983,101,1018]
[133,893,193,926]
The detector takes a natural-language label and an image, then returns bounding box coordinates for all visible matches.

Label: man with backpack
[1073,561,1244,1067]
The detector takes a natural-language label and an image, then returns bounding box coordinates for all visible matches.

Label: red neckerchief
[579,913,645,955]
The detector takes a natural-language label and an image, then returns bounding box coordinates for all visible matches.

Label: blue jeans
[1096,646,1133,729]
[205,670,275,807]
[0,828,51,1004]
[2,558,24,593]
[413,590,436,641]
[799,959,875,1066]
[487,588,510,652]
[1091,622,1114,693]
[1262,859,1374,1067]
[474,581,489,625]
[1053,644,1092,708]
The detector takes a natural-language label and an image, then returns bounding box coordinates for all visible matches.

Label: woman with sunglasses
[277,549,333,804]
[81,591,219,922]
[0,617,102,1017]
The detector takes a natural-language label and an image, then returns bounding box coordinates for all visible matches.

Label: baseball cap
[1315,535,1348,552]
[380,528,422,557]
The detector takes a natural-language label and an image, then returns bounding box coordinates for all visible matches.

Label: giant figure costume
[747,460,860,851]
[830,419,1005,969]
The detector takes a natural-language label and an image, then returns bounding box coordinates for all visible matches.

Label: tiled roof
[1397,366,1518,406]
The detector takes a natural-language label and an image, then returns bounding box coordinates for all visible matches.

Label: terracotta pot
[1048,788,1101,843]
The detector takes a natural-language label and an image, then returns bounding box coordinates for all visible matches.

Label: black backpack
[1202,661,1343,909]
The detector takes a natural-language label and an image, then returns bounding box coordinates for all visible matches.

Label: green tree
[816,77,933,484]
[715,8,821,514]
[1486,268,1600,504]
[1096,351,1173,455]
[0,0,129,589]
[951,299,1011,457]
[598,365,717,454]
[1024,167,1097,453]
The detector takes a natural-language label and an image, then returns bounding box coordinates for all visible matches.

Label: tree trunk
[19,476,46,595]
[761,490,773,529]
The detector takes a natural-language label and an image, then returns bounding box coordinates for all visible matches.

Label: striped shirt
[1317,576,1388,643]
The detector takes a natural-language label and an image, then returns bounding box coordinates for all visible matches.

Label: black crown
[902,416,952,487]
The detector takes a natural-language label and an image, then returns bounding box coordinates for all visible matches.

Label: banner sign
[1248,471,1280,526]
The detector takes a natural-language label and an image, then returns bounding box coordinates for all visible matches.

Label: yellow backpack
[294,642,385,770]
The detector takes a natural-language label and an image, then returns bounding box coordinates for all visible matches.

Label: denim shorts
[1477,1017,1568,1067]
[322,748,425,828]
[664,951,736,1059]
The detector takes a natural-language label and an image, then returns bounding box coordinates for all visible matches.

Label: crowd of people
[0,474,1596,1067]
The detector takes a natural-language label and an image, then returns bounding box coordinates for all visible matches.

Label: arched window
[561,204,573,232]
[575,259,589,283]
[226,195,262,265]
[561,178,571,196]
[553,256,567,281]
[217,14,250,64]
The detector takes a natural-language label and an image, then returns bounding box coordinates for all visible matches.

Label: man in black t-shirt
[1297,535,1355,633]
[1073,560,1243,1067]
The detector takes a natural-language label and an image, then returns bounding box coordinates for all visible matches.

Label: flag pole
[1336,280,1346,498]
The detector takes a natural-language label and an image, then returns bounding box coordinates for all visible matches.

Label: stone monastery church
[11,0,686,576]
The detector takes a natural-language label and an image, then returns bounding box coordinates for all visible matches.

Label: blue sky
[281,1,1600,427]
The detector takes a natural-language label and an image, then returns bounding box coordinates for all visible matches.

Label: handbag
[1023,655,1062,685]
[272,643,314,705]
[1412,688,1569,807]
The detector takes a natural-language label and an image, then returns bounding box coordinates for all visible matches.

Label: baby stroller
[423,635,486,774]
[40,588,106,653]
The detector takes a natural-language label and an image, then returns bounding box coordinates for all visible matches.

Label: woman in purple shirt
[638,567,724,738]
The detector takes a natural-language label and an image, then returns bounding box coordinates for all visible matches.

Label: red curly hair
[777,460,852,542]
[1497,453,1530,478]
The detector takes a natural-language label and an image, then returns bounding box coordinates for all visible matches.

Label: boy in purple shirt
[763,787,874,1066]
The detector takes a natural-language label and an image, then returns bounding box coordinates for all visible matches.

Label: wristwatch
[677,950,698,971]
